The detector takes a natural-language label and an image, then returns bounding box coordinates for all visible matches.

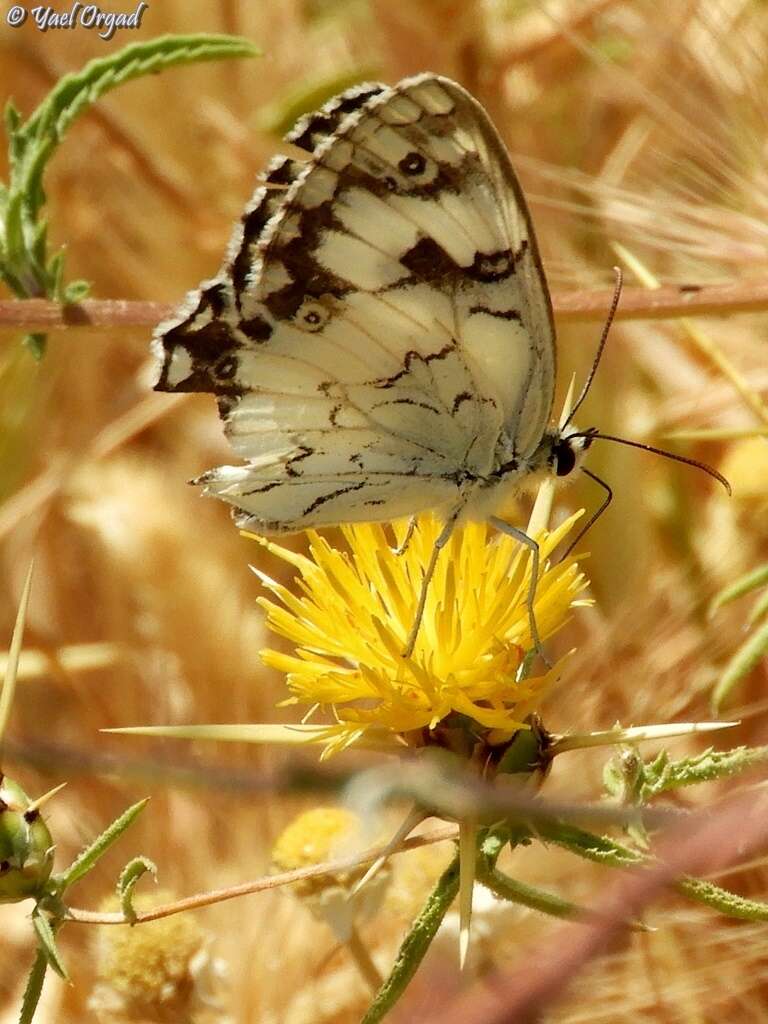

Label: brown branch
[1,281,767,335]
[555,280,768,321]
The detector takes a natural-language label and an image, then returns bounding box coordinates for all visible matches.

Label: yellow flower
[89,890,223,1023]
[271,807,371,898]
[271,807,390,943]
[250,512,587,758]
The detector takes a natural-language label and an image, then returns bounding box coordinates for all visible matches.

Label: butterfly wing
[153,74,556,531]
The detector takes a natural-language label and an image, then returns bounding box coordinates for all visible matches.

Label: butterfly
[152,73,727,657]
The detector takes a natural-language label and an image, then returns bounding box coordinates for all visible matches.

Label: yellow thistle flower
[250,511,588,759]
[88,890,223,1022]
[271,807,390,944]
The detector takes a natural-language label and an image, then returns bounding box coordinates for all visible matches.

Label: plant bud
[0,775,55,903]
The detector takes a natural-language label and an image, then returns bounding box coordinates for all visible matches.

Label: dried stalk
[1,280,767,335]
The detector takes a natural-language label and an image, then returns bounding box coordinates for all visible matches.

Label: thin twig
[1,280,767,334]
[64,824,459,925]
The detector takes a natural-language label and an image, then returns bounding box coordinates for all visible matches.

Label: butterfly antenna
[563,267,623,430]
[568,432,732,494]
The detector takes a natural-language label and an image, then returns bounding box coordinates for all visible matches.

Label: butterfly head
[544,425,597,483]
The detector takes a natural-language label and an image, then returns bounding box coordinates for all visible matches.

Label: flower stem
[360,852,460,1024]
[347,925,384,993]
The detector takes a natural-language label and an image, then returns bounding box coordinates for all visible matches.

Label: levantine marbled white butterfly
[152,73,728,657]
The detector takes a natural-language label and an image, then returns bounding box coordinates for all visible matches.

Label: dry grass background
[1,0,767,1021]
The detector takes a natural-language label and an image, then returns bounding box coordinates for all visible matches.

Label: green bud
[0,775,55,903]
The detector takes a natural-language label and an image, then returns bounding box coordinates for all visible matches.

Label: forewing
[152,74,556,529]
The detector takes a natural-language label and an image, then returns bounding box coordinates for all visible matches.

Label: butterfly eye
[215,354,238,380]
[297,301,330,332]
[555,442,576,477]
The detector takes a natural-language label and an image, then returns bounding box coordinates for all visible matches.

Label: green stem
[360,852,460,1024]
[361,824,516,1023]
[479,866,582,921]
[678,877,768,921]
[18,949,47,1024]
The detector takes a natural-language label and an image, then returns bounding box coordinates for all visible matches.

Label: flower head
[89,890,224,1023]
[271,807,390,942]
[251,512,587,758]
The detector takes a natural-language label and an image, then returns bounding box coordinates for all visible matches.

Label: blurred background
[1,1,767,1020]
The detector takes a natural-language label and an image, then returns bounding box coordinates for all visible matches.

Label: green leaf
[31,908,68,980]
[748,586,768,628]
[480,867,584,920]
[711,564,768,613]
[360,853,460,1024]
[18,949,47,1024]
[62,279,91,304]
[22,334,47,360]
[117,856,157,922]
[360,823,523,1022]
[478,823,532,868]
[54,798,148,891]
[678,876,768,921]
[4,101,21,136]
[642,745,768,795]
[17,35,261,216]
[48,251,66,303]
[536,821,643,867]
[1,32,261,355]
[713,618,768,711]
[4,193,25,270]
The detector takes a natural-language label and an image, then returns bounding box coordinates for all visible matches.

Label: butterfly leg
[487,517,551,669]
[392,516,417,557]
[402,508,462,658]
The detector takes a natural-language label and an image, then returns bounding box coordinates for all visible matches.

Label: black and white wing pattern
[152,73,556,532]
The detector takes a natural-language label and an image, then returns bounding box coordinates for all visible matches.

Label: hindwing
[153,74,556,530]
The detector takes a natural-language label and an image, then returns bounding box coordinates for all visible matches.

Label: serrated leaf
[54,798,148,891]
[31,909,68,981]
[678,876,768,921]
[713,619,768,711]
[117,855,157,922]
[1,31,261,357]
[643,745,768,795]
[536,822,643,867]
[711,564,768,613]
[18,35,261,213]
[480,866,583,920]
[18,948,47,1024]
